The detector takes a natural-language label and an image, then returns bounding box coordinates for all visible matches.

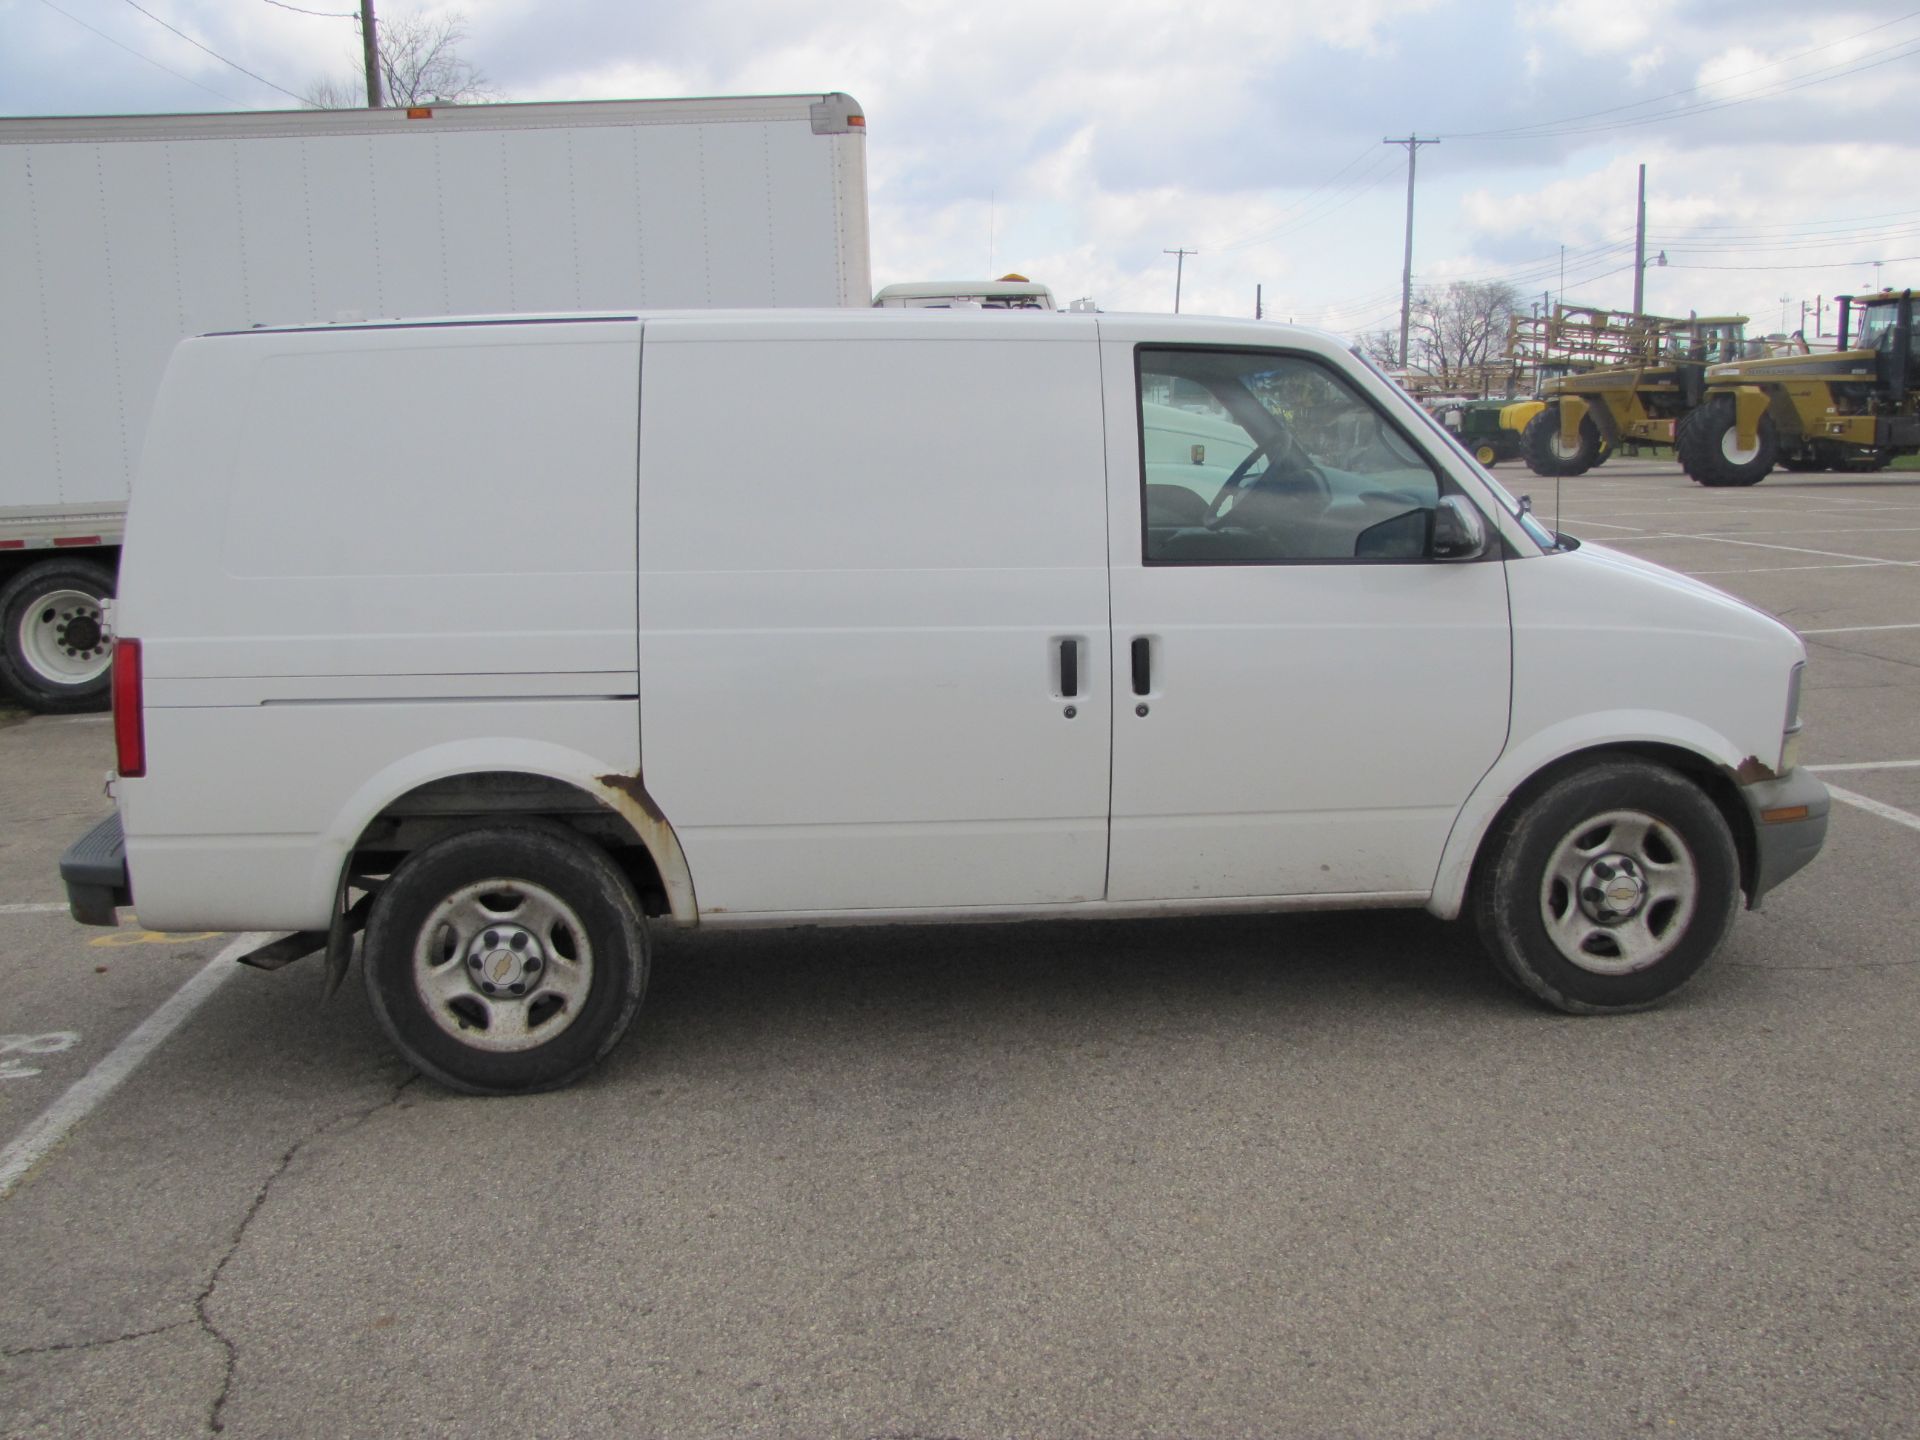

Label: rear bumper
[60,812,132,926]
[1741,768,1830,908]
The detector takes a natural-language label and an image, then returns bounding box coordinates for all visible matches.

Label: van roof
[196,310,1366,365]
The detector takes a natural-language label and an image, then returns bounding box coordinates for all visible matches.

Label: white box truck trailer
[0,92,870,711]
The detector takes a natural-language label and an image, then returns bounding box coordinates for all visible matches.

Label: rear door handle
[1059,637,1080,698]
[1131,637,1152,696]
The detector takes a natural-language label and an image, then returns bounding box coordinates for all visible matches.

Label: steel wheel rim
[1539,809,1698,975]
[1719,429,1761,466]
[17,587,113,684]
[412,878,595,1052]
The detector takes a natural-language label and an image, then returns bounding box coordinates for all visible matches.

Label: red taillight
[113,638,145,778]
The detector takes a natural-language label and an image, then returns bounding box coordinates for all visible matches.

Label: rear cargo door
[636,315,1112,916]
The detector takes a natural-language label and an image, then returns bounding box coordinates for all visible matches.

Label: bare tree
[1357,329,1402,371]
[1402,281,1520,392]
[305,11,500,109]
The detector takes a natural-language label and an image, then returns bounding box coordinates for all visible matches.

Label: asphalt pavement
[3,459,1918,1438]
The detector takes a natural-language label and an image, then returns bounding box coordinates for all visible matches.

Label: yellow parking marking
[87,929,221,948]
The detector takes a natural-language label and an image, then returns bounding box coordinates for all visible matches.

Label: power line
[1478,39,1920,144]
[1656,206,1920,235]
[1665,253,1920,272]
[1210,148,1403,255]
[1526,40,1920,141]
[261,0,358,15]
[1210,142,1384,252]
[32,0,240,103]
[116,0,306,102]
[1439,9,1920,142]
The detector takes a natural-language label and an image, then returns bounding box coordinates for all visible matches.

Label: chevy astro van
[61,310,1830,1094]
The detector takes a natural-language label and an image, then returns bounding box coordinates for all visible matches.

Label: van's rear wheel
[0,559,116,714]
[1472,759,1739,1013]
[362,826,649,1094]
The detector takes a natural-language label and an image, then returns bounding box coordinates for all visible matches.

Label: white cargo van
[62,310,1829,1094]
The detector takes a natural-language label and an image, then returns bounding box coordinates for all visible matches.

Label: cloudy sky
[7,0,1918,341]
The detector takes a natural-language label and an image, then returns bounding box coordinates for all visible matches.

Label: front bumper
[1741,767,1830,908]
[60,812,131,926]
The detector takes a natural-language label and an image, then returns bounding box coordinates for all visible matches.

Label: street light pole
[1632,164,1647,317]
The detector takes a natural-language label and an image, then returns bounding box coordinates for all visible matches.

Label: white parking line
[0,903,71,916]
[0,933,260,1201]
[1617,534,1920,566]
[1811,760,1920,772]
[1686,563,1892,576]
[1801,623,1920,635]
[1824,785,1920,837]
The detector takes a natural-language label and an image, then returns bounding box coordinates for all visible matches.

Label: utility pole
[1383,136,1438,369]
[1164,249,1196,314]
[1631,163,1647,317]
[1255,284,1263,320]
[359,0,383,108]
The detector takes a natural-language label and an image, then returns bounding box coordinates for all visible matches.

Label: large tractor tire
[1678,394,1776,487]
[1520,403,1603,477]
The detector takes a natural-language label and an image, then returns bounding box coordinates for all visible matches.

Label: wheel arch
[1431,731,1758,922]
[318,742,699,927]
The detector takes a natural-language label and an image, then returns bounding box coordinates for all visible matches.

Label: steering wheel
[1205,431,1328,525]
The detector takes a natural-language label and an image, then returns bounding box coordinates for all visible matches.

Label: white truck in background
[0,92,871,711]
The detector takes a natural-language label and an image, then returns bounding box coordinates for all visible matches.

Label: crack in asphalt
[1,1318,196,1358]
[194,1073,418,1434]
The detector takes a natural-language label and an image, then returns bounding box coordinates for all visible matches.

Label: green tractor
[1435,398,1525,466]
[1678,290,1919,486]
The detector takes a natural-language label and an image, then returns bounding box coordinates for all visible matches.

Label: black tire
[1520,404,1602,477]
[0,559,116,714]
[362,825,650,1095]
[1677,394,1776,487]
[1835,447,1893,473]
[1471,758,1740,1014]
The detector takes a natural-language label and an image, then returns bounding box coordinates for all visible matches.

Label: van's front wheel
[362,826,649,1094]
[1473,759,1739,1013]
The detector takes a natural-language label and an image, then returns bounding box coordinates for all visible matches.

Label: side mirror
[1430,495,1488,561]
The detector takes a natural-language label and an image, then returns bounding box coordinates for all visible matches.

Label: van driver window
[1138,348,1443,564]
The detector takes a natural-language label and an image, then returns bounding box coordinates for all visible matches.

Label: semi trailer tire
[0,559,117,714]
